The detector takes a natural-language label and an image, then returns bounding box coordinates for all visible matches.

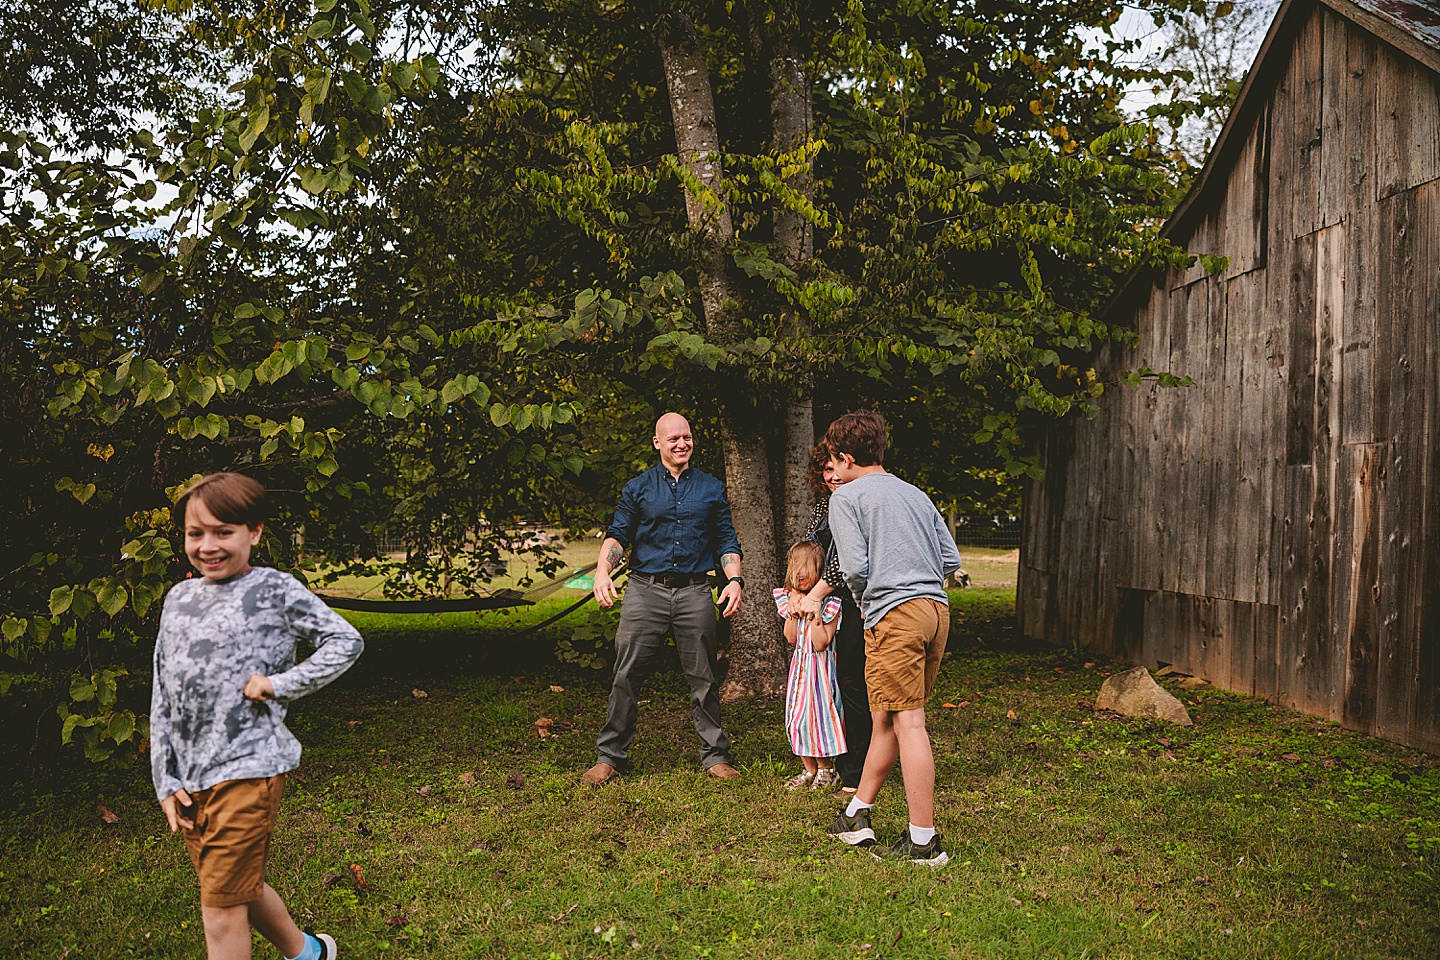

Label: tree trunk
[659,10,785,698]
[765,32,817,550]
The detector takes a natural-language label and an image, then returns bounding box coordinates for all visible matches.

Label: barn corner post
[657,7,786,698]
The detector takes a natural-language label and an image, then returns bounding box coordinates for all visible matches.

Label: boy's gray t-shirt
[149,566,364,801]
[827,472,963,630]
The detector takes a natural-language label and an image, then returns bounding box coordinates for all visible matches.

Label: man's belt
[631,571,711,588]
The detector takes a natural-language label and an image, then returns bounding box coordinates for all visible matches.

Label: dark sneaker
[871,834,949,866]
[825,806,876,846]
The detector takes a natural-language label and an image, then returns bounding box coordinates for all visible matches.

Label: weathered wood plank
[1279,463,1314,712]
[1221,106,1270,276]
[1411,180,1440,753]
[1339,442,1386,730]
[1375,48,1440,200]
[1235,267,1274,604]
[1175,281,1209,597]
[1269,6,1325,240]
[1373,185,1429,742]
[1284,233,1319,465]
[1203,277,1238,600]
[1253,601,1282,701]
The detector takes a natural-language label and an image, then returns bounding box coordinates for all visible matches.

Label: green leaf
[70,589,96,620]
[70,482,96,504]
[95,581,128,617]
[345,342,370,361]
[1,618,25,643]
[49,585,74,615]
[70,674,96,702]
[306,17,334,38]
[108,711,135,744]
[490,402,512,427]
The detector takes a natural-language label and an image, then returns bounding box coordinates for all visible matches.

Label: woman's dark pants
[833,597,872,789]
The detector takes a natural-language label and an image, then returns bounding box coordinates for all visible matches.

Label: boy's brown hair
[824,410,888,466]
[174,473,268,528]
[784,541,826,591]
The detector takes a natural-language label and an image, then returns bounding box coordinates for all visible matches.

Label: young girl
[774,541,846,789]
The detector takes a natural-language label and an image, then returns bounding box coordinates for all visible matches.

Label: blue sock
[286,934,321,960]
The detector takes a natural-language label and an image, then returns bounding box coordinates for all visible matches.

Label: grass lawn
[2,587,1437,959]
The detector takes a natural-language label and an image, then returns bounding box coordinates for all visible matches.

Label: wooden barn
[1018,0,1440,751]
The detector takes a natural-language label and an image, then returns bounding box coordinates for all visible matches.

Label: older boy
[151,473,363,959]
[817,411,961,865]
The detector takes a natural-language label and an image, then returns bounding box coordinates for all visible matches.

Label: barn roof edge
[1100,0,1440,324]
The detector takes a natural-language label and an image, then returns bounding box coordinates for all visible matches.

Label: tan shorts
[865,598,949,711]
[182,775,285,907]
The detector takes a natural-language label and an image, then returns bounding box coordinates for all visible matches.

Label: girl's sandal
[784,770,816,790]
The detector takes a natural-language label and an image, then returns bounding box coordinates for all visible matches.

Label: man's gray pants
[596,576,731,771]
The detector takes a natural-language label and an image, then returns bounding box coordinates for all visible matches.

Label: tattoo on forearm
[605,543,624,569]
[720,553,740,571]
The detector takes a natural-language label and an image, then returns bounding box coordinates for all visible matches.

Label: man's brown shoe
[581,762,618,785]
[706,762,741,780]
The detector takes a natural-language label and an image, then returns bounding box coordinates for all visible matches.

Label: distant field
[315,535,1020,599]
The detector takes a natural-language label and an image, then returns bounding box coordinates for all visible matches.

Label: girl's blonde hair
[784,541,826,591]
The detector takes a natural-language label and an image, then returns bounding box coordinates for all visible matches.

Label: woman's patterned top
[806,498,847,589]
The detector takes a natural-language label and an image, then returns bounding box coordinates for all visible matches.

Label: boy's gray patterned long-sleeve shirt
[149,566,364,801]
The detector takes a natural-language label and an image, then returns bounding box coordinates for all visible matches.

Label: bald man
[582,413,745,784]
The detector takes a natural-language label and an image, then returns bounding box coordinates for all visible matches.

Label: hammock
[314,561,614,615]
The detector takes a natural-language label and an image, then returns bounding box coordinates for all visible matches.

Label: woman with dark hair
[800,444,871,792]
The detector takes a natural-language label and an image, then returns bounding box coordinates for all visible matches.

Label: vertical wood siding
[1017,4,1440,752]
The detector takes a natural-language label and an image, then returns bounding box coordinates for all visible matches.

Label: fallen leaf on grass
[1083,662,1095,669]
[349,863,367,891]
[958,700,971,708]
[97,803,120,824]
[459,771,476,785]
[355,822,371,837]
[506,772,525,790]
[1006,710,1017,720]
[411,689,428,699]
[549,685,565,693]
[417,785,432,797]
[1281,753,1302,763]
[385,915,406,927]
[942,702,959,709]
[1158,737,1172,747]
[347,720,362,730]
[323,871,346,889]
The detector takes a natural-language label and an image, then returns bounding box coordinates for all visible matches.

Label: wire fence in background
[951,515,1021,550]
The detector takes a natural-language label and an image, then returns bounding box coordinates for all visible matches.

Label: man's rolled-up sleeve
[713,490,742,560]
[605,480,640,547]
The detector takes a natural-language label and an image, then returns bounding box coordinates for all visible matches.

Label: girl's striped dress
[774,589,847,758]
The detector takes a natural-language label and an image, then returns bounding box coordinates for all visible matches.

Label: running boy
[819,412,961,865]
[151,473,364,959]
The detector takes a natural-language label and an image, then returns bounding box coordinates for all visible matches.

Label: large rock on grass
[1095,666,1193,726]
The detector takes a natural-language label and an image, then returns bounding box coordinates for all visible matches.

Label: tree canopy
[2,0,1216,756]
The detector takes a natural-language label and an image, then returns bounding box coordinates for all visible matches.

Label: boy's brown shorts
[181,774,285,907]
[865,598,949,712]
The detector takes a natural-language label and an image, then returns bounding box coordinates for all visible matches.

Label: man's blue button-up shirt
[606,464,742,575]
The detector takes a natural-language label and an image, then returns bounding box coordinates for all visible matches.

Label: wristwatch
[727,576,745,589]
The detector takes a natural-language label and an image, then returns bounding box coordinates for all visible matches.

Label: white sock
[909,824,937,845]
[846,797,873,817]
